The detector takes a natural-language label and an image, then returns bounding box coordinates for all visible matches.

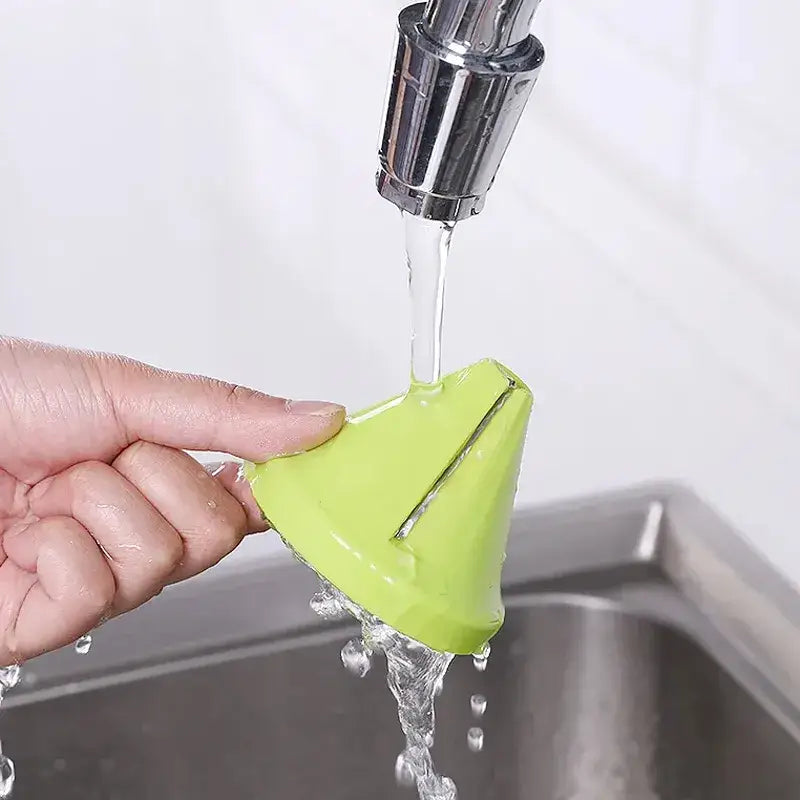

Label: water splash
[0,665,21,798]
[311,579,457,800]
[310,589,348,621]
[395,751,417,787]
[74,633,93,655]
[0,750,13,799]
[0,669,19,693]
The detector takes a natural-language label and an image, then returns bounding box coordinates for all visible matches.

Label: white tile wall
[1,1,799,581]
[543,2,696,191]
[692,98,800,315]
[569,0,701,72]
[706,0,800,141]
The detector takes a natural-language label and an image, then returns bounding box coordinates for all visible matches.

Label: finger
[114,443,258,583]
[96,356,345,462]
[27,462,184,613]
[203,461,268,532]
[1,516,114,661]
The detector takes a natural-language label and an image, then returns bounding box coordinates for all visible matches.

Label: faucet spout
[376,0,545,222]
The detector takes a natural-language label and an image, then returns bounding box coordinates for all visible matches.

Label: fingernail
[286,400,343,417]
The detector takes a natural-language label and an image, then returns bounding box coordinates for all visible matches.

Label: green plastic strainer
[246,358,532,654]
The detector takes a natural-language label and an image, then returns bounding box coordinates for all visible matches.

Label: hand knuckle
[211,501,247,552]
[83,572,115,616]
[68,460,115,499]
[153,533,184,576]
[114,439,154,470]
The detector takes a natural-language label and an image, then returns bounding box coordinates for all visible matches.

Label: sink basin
[3,484,800,799]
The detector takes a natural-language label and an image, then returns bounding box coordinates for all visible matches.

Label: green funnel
[246,359,532,654]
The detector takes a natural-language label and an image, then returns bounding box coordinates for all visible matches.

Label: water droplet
[75,634,93,655]
[207,499,217,510]
[470,693,487,717]
[394,752,416,787]
[467,726,484,753]
[0,753,14,797]
[514,79,531,95]
[0,666,21,691]
[340,638,372,678]
[472,643,490,672]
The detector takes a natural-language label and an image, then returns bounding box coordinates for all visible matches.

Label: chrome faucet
[376,0,545,223]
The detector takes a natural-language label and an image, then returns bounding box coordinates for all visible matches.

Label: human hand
[0,337,344,664]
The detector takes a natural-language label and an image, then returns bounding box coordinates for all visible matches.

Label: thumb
[100,357,345,462]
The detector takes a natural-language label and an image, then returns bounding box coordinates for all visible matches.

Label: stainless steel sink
[3,484,800,799]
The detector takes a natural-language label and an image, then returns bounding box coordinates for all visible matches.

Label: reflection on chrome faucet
[377,0,545,222]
